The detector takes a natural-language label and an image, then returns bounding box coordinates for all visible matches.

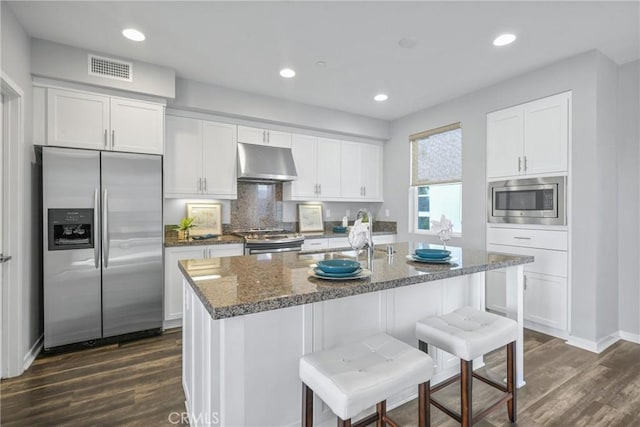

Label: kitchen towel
[348,218,370,249]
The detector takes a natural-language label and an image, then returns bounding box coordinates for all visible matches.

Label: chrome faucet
[356,208,374,264]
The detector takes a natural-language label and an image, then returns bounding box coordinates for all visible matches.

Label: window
[410,123,462,234]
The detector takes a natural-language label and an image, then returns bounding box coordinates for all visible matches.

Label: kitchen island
[178,243,532,427]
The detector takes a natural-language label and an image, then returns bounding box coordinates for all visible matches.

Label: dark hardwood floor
[1,328,639,426]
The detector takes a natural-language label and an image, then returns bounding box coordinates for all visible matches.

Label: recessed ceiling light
[493,33,516,47]
[279,68,296,78]
[374,94,388,102]
[122,28,145,42]
[315,61,327,68]
[398,37,417,49]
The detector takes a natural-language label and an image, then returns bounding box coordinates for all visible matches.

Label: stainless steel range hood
[237,142,297,182]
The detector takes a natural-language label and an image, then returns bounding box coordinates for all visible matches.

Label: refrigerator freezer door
[101,152,163,337]
[43,147,102,348]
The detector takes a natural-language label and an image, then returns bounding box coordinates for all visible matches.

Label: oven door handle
[249,247,302,255]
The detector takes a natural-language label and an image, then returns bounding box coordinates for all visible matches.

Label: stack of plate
[406,248,452,264]
[309,259,371,280]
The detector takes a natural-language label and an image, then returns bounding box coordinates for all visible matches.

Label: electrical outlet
[326,209,331,218]
[385,209,390,217]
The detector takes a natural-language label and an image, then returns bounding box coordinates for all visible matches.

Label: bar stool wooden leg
[302,382,313,427]
[376,401,386,427]
[337,418,351,427]
[507,342,517,422]
[418,381,431,427]
[461,359,473,427]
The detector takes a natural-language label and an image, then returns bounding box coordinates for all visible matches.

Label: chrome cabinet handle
[111,130,115,148]
[318,184,321,195]
[102,188,110,268]
[104,130,108,148]
[524,276,527,291]
[514,236,531,240]
[267,131,270,143]
[94,188,100,269]
[204,177,207,192]
[518,157,522,172]
[198,177,202,192]
[0,254,12,264]
[363,186,366,197]
[524,156,528,172]
[262,130,266,143]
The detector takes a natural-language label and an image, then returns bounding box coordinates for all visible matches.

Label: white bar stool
[415,306,518,427]
[299,332,434,427]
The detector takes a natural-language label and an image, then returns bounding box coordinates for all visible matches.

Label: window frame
[409,123,463,237]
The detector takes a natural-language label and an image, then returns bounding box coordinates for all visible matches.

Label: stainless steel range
[234,228,305,255]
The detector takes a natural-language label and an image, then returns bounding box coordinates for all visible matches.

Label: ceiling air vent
[88,55,132,82]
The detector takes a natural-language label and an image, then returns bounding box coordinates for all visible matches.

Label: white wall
[595,54,620,340]
[617,59,640,338]
[31,39,176,99]
[170,78,389,141]
[1,3,39,363]
[385,50,621,344]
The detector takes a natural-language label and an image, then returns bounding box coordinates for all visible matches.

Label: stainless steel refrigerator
[41,146,163,349]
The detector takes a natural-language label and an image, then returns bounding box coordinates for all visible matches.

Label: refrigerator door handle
[102,188,110,268]
[94,188,100,269]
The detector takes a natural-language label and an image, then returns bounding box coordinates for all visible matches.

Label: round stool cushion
[299,332,433,420]
[415,307,517,361]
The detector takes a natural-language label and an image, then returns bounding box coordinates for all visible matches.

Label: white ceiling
[8,1,640,120]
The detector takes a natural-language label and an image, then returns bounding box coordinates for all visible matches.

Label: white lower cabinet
[486,228,568,337]
[164,244,243,329]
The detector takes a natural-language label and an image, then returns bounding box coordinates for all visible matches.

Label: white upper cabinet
[237,125,291,148]
[165,115,237,199]
[487,91,570,179]
[43,87,164,154]
[46,88,110,150]
[110,98,164,154]
[340,141,383,201]
[284,135,341,200]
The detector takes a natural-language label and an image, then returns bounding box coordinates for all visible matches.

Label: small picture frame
[298,204,324,233]
[187,203,222,236]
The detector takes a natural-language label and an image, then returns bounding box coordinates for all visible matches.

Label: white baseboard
[23,334,43,371]
[163,318,182,330]
[566,332,620,354]
[524,320,568,340]
[619,330,640,344]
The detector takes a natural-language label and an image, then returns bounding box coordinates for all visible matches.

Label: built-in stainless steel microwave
[488,176,566,225]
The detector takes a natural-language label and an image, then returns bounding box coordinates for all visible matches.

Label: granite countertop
[178,242,534,320]
[165,234,245,247]
[165,231,396,247]
[303,231,396,239]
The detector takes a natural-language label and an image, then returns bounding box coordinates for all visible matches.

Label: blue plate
[414,249,451,259]
[316,259,361,274]
[314,267,363,278]
[413,253,449,261]
[406,255,453,264]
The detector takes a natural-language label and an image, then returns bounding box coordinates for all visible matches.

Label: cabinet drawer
[302,238,328,252]
[488,244,567,277]
[327,237,350,249]
[487,227,567,251]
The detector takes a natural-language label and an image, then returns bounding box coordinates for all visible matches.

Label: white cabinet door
[524,273,567,331]
[46,88,110,150]
[487,106,523,179]
[361,143,382,201]
[164,247,204,327]
[523,93,569,175]
[165,115,203,196]
[266,129,292,148]
[288,134,318,199]
[237,125,267,145]
[340,141,363,199]
[207,244,244,258]
[202,121,237,198]
[316,137,341,198]
[110,98,164,154]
